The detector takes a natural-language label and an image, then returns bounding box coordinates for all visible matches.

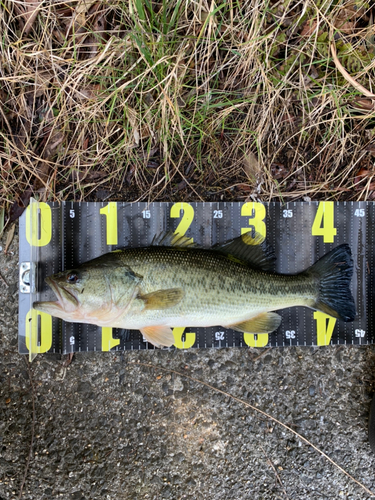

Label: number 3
[241,202,266,242]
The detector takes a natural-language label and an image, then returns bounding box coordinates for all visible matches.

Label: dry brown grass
[1,0,375,215]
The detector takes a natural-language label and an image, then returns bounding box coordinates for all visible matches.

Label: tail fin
[309,244,356,322]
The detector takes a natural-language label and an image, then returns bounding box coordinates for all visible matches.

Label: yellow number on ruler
[102,327,120,351]
[173,327,196,349]
[241,202,267,344]
[25,309,52,361]
[170,203,194,241]
[311,202,336,243]
[314,311,337,346]
[100,202,118,245]
[241,202,266,242]
[170,204,194,340]
[25,202,52,247]
[243,332,269,348]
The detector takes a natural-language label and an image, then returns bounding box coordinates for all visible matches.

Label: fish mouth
[47,276,79,308]
[33,276,78,314]
[45,276,64,303]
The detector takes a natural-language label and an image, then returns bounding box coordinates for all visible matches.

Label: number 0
[25,202,52,247]
[26,309,52,361]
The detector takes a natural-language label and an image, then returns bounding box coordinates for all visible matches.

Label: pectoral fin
[139,288,184,310]
[225,312,281,334]
[141,325,175,348]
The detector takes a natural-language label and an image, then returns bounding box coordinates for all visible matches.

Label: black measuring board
[18,201,372,359]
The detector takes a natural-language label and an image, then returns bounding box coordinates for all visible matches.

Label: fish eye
[66,272,79,283]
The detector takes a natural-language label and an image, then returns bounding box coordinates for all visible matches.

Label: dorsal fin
[213,231,276,272]
[151,230,275,272]
[151,231,197,248]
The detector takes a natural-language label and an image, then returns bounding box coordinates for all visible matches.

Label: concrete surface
[1,228,375,500]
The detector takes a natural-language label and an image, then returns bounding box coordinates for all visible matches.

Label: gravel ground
[1,228,375,500]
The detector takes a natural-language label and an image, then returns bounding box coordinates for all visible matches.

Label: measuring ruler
[18,200,371,360]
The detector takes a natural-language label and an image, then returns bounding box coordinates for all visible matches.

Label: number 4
[314,312,337,346]
[311,202,337,243]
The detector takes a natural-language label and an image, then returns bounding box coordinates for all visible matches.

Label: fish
[33,231,356,348]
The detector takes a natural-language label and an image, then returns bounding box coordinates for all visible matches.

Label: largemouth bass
[33,232,356,348]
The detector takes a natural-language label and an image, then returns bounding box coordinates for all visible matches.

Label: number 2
[173,327,196,349]
[170,203,194,240]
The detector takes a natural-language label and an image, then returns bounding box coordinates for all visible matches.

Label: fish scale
[118,247,317,327]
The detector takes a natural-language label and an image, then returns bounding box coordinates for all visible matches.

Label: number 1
[102,327,120,351]
[100,203,118,245]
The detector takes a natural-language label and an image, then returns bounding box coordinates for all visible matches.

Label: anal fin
[141,325,175,348]
[225,312,281,334]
